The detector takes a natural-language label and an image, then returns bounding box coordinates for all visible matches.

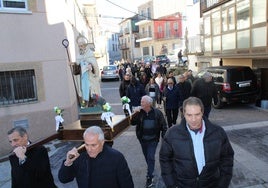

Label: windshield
[103,66,116,71]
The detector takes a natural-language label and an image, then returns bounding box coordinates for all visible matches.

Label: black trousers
[165,108,179,127]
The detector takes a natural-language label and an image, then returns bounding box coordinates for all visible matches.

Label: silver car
[101,65,120,81]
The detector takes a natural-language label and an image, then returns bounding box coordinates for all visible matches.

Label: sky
[96,0,148,31]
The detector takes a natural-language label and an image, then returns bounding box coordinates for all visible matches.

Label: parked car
[155,54,170,65]
[196,66,259,108]
[142,55,155,64]
[100,65,119,81]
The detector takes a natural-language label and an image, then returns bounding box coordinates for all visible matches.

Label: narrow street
[1,81,268,188]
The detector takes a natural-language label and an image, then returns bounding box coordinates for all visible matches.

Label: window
[237,30,250,49]
[236,0,250,30]
[228,7,235,30]
[222,9,228,32]
[143,47,149,56]
[148,25,152,37]
[221,5,235,32]
[0,70,38,106]
[173,22,178,31]
[0,0,27,10]
[212,11,220,35]
[222,33,235,50]
[204,16,211,36]
[252,27,267,47]
[147,7,151,19]
[252,0,266,25]
[103,66,116,71]
[165,22,171,38]
[204,38,211,52]
[213,36,221,51]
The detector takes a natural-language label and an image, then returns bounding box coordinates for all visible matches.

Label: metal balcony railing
[138,31,152,39]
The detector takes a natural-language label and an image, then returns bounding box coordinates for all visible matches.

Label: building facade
[117,0,188,62]
[107,32,121,64]
[199,0,268,101]
[119,14,141,62]
[0,0,100,156]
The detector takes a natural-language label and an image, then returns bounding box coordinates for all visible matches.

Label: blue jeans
[140,141,158,178]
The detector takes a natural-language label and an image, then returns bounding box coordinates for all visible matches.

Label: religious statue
[75,34,101,108]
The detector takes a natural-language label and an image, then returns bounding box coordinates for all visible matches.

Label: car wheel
[212,94,223,109]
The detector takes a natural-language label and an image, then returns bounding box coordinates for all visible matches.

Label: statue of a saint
[76,35,101,108]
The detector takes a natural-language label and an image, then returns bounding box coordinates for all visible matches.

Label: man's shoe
[145,177,153,188]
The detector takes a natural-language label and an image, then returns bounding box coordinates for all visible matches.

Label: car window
[209,70,224,83]
[103,66,116,71]
[197,70,224,83]
[228,68,254,81]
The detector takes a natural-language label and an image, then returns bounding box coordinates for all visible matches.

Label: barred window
[0,0,28,10]
[0,70,38,106]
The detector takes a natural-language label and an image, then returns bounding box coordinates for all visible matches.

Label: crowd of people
[7,59,234,188]
[116,60,233,188]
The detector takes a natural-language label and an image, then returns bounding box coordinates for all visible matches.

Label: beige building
[135,0,187,57]
[119,15,142,62]
[0,0,100,156]
[118,0,188,61]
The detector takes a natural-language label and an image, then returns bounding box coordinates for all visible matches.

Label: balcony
[119,43,129,50]
[154,31,181,40]
[135,19,152,26]
[124,28,130,34]
[136,31,153,42]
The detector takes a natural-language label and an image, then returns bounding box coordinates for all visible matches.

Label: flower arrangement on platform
[121,96,130,104]
[101,103,115,131]
[54,106,64,132]
[121,96,131,117]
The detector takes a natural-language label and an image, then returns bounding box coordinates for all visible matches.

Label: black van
[196,66,259,108]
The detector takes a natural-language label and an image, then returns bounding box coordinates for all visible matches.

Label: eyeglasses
[167,82,173,84]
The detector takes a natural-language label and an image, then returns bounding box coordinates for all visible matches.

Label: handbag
[72,63,81,75]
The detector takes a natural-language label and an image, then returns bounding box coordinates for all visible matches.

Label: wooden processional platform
[60,114,132,142]
[0,111,135,162]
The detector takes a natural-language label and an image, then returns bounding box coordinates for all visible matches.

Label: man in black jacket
[191,72,218,118]
[8,126,57,188]
[132,95,167,188]
[176,74,192,118]
[159,97,234,188]
[163,78,183,127]
[58,126,134,188]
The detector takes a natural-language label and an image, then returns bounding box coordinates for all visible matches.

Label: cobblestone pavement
[1,105,268,188]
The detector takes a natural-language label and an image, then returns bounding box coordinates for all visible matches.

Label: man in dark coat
[8,126,57,188]
[126,77,146,111]
[159,97,234,188]
[132,95,167,188]
[191,72,218,118]
[163,78,183,127]
[176,74,192,118]
[177,49,183,64]
[58,126,134,188]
